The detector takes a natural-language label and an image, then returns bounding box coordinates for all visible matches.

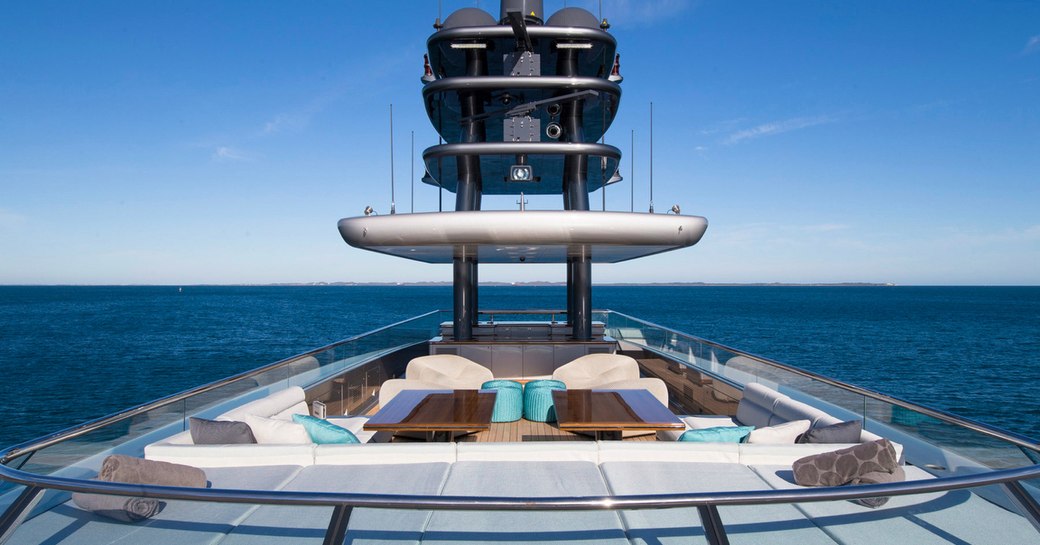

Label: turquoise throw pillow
[292,414,360,444]
[678,425,755,443]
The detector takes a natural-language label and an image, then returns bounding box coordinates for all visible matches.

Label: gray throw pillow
[797,420,862,444]
[189,417,257,445]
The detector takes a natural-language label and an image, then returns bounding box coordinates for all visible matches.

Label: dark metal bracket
[507,11,533,52]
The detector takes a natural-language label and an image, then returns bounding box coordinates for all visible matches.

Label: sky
[1,0,1037,285]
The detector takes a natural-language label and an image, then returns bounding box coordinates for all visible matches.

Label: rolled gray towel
[72,455,207,522]
[99,454,207,488]
[71,492,163,522]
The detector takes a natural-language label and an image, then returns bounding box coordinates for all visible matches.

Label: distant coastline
[262,281,897,287]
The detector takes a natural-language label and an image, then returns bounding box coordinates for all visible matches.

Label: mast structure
[420,0,619,341]
[339,0,708,343]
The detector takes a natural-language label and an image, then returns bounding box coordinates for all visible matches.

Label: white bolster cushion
[456,441,599,463]
[315,443,457,465]
[747,419,811,444]
[144,443,315,468]
[240,414,313,444]
[597,441,740,464]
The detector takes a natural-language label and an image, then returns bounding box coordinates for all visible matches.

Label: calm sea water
[0,285,1038,447]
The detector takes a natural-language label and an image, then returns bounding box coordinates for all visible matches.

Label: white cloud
[211,146,252,162]
[1024,35,1040,55]
[724,115,836,145]
[262,113,309,135]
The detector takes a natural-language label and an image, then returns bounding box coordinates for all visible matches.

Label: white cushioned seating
[600,461,838,545]
[314,442,457,465]
[659,383,900,453]
[551,353,640,389]
[145,441,316,468]
[405,354,494,389]
[750,464,1037,545]
[7,465,304,545]
[597,441,740,464]
[219,463,452,545]
[456,441,599,463]
[145,387,378,466]
[734,382,784,428]
[422,460,630,544]
[220,386,310,423]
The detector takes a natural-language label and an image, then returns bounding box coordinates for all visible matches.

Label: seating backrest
[552,353,640,389]
[735,382,783,428]
[406,354,493,387]
[770,397,832,428]
[220,386,308,422]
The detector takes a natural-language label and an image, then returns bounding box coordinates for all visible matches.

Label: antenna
[438,135,443,212]
[630,129,635,212]
[601,101,607,211]
[389,104,396,214]
[410,130,415,213]
[649,101,654,214]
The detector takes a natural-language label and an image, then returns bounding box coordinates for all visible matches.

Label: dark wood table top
[552,389,685,432]
[363,389,497,432]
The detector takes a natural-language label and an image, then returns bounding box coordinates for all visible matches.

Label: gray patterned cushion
[792,439,904,507]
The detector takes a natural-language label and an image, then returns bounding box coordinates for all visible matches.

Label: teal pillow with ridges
[292,414,361,444]
[678,425,755,443]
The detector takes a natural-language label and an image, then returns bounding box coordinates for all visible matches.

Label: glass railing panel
[862,397,1036,471]
[3,311,445,477]
[10,400,187,478]
[603,311,1040,467]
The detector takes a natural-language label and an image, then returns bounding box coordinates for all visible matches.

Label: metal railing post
[0,486,44,544]
[323,504,353,545]
[1003,481,1040,535]
[697,504,730,545]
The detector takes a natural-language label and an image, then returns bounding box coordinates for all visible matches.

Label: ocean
[0,285,1038,447]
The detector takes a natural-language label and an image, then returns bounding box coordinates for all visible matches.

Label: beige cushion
[240,414,313,444]
[551,353,640,389]
[405,354,493,388]
[747,419,811,444]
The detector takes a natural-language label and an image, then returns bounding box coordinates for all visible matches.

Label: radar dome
[442,8,496,30]
[545,7,599,29]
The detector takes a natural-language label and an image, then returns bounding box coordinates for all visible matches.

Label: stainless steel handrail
[601,309,1040,453]
[0,310,444,463]
[1,457,1038,511]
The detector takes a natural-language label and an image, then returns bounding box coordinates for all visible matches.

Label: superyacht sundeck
[2,2,1039,544]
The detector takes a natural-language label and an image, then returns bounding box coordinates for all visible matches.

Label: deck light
[509,164,534,182]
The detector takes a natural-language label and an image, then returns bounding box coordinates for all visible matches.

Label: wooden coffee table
[552,389,684,440]
[364,389,497,442]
